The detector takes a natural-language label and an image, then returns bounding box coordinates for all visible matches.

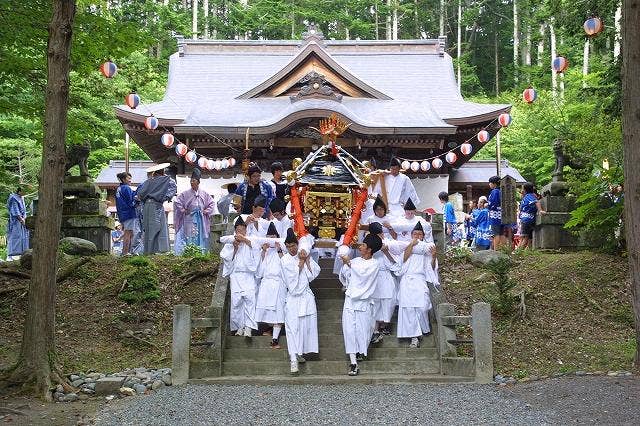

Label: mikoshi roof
[114,36,510,136]
[294,143,367,186]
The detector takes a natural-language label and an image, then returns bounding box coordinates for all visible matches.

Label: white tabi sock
[272,325,282,340]
[290,354,297,362]
[349,353,357,365]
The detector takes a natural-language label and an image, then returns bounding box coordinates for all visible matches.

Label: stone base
[63,198,107,216]
[61,227,111,252]
[63,182,101,198]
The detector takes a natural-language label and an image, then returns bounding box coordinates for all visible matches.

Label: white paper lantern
[185,150,197,164]
[460,143,473,155]
[432,158,443,169]
[420,160,431,172]
[401,160,410,171]
[228,157,236,167]
[446,152,458,164]
[214,160,222,170]
[206,159,215,170]
[197,157,208,169]
[221,159,230,169]
[410,161,420,172]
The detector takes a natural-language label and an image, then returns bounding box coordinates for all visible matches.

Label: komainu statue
[65,142,91,177]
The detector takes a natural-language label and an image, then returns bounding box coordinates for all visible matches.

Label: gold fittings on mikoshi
[291,157,303,169]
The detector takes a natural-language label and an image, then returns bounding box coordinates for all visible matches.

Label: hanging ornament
[410,161,420,172]
[185,150,197,164]
[125,92,140,109]
[401,160,411,171]
[221,159,230,169]
[432,158,443,169]
[420,160,431,172]
[523,87,537,103]
[583,17,603,37]
[197,157,209,169]
[552,56,569,73]
[498,113,512,127]
[175,143,188,157]
[460,143,473,155]
[160,133,174,148]
[100,60,117,78]
[206,159,215,170]
[214,160,222,170]
[477,130,490,143]
[144,116,158,130]
[445,152,458,164]
[228,157,236,167]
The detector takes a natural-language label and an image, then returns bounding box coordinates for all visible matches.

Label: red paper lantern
[160,133,174,147]
[523,87,537,103]
[125,93,140,109]
[175,143,188,157]
[460,143,473,155]
[431,158,443,169]
[477,130,490,143]
[100,61,117,78]
[144,116,158,130]
[185,150,197,164]
[197,157,209,169]
[584,17,603,36]
[552,56,569,73]
[498,113,512,127]
[445,152,458,164]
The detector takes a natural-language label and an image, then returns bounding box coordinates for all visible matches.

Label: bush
[118,256,160,305]
[485,257,517,316]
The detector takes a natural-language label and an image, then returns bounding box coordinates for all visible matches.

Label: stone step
[223,346,438,362]
[191,374,473,385]
[221,359,441,376]
[310,278,342,288]
[316,309,399,322]
[316,298,348,311]
[313,288,346,299]
[225,334,437,349]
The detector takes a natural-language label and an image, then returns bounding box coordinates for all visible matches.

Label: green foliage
[181,243,212,260]
[484,257,517,316]
[118,256,160,305]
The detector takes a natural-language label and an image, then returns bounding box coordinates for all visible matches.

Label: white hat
[146,162,170,173]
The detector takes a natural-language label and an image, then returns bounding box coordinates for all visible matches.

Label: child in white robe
[220,215,259,337]
[367,222,401,343]
[395,221,438,348]
[394,198,433,243]
[366,195,398,240]
[269,198,292,240]
[339,233,382,376]
[255,222,287,349]
[282,228,321,374]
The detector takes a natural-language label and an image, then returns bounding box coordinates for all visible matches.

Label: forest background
[0,0,625,251]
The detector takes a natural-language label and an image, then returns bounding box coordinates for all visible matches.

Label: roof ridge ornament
[290,71,343,102]
[302,23,325,45]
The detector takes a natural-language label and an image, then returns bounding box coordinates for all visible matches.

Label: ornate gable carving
[290,71,343,102]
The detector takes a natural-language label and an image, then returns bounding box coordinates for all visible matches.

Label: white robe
[373,173,420,218]
[365,213,396,239]
[271,216,293,240]
[372,242,401,323]
[339,257,378,356]
[220,236,259,331]
[393,216,433,243]
[255,247,286,324]
[283,252,321,357]
[395,241,438,338]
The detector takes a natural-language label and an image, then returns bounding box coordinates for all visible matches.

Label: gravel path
[94,376,639,425]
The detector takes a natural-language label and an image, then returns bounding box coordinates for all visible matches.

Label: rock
[134,367,147,373]
[123,377,142,388]
[69,374,81,382]
[19,249,33,269]
[53,392,65,401]
[161,374,172,386]
[470,250,510,268]
[133,383,147,395]
[78,393,90,401]
[56,384,64,393]
[506,378,517,385]
[63,393,78,402]
[86,372,102,380]
[119,387,136,397]
[95,377,125,395]
[83,378,95,384]
[59,237,97,255]
[529,376,539,382]
[135,372,150,381]
[575,371,587,376]
[81,388,94,394]
[593,371,605,375]
[151,380,165,391]
[105,395,116,401]
[607,371,618,376]
[85,382,96,391]
[71,379,85,387]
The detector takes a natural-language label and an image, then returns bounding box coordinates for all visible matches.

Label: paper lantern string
[394,115,509,169]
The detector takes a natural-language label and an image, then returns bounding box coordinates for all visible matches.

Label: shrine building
[114,27,513,211]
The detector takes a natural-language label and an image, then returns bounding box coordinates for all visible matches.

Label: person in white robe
[219,216,259,337]
[339,233,382,376]
[367,222,401,343]
[282,228,320,374]
[372,157,420,219]
[393,198,433,243]
[245,195,270,238]
[269,198,292,239]
[395,221,438,348]
[255,222,287,349]
[365,195,398,240]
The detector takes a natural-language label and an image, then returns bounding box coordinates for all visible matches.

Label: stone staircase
[186,258,476,384]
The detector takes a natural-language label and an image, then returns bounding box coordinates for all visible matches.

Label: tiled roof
[114,38,510,134]
[449,160,526,184]
[95,160,155,186]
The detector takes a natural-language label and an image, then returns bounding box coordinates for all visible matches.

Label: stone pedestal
[60,176,113,252]
[533,193,596,249]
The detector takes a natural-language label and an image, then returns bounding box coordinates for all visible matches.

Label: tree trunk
[414,0,419,38]
[524,24,531,66]
[392,0,398,40]
[345,7,350,40]
[622,0,640,369]
[537,23,545,67]
[513,0,519,83]
[494,31,499,95]
[457,0,462,92]
[549,21,557,96]
[203,0,209,39]
[192,0,198,39]
[582,39,590,88]
[439,0,446,36]
[1,0,76,400]
[374,1,379,40]
[614,2,622,58]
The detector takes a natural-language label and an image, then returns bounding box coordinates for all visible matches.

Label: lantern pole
[496,130,502,177]
[125,131,130,174]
